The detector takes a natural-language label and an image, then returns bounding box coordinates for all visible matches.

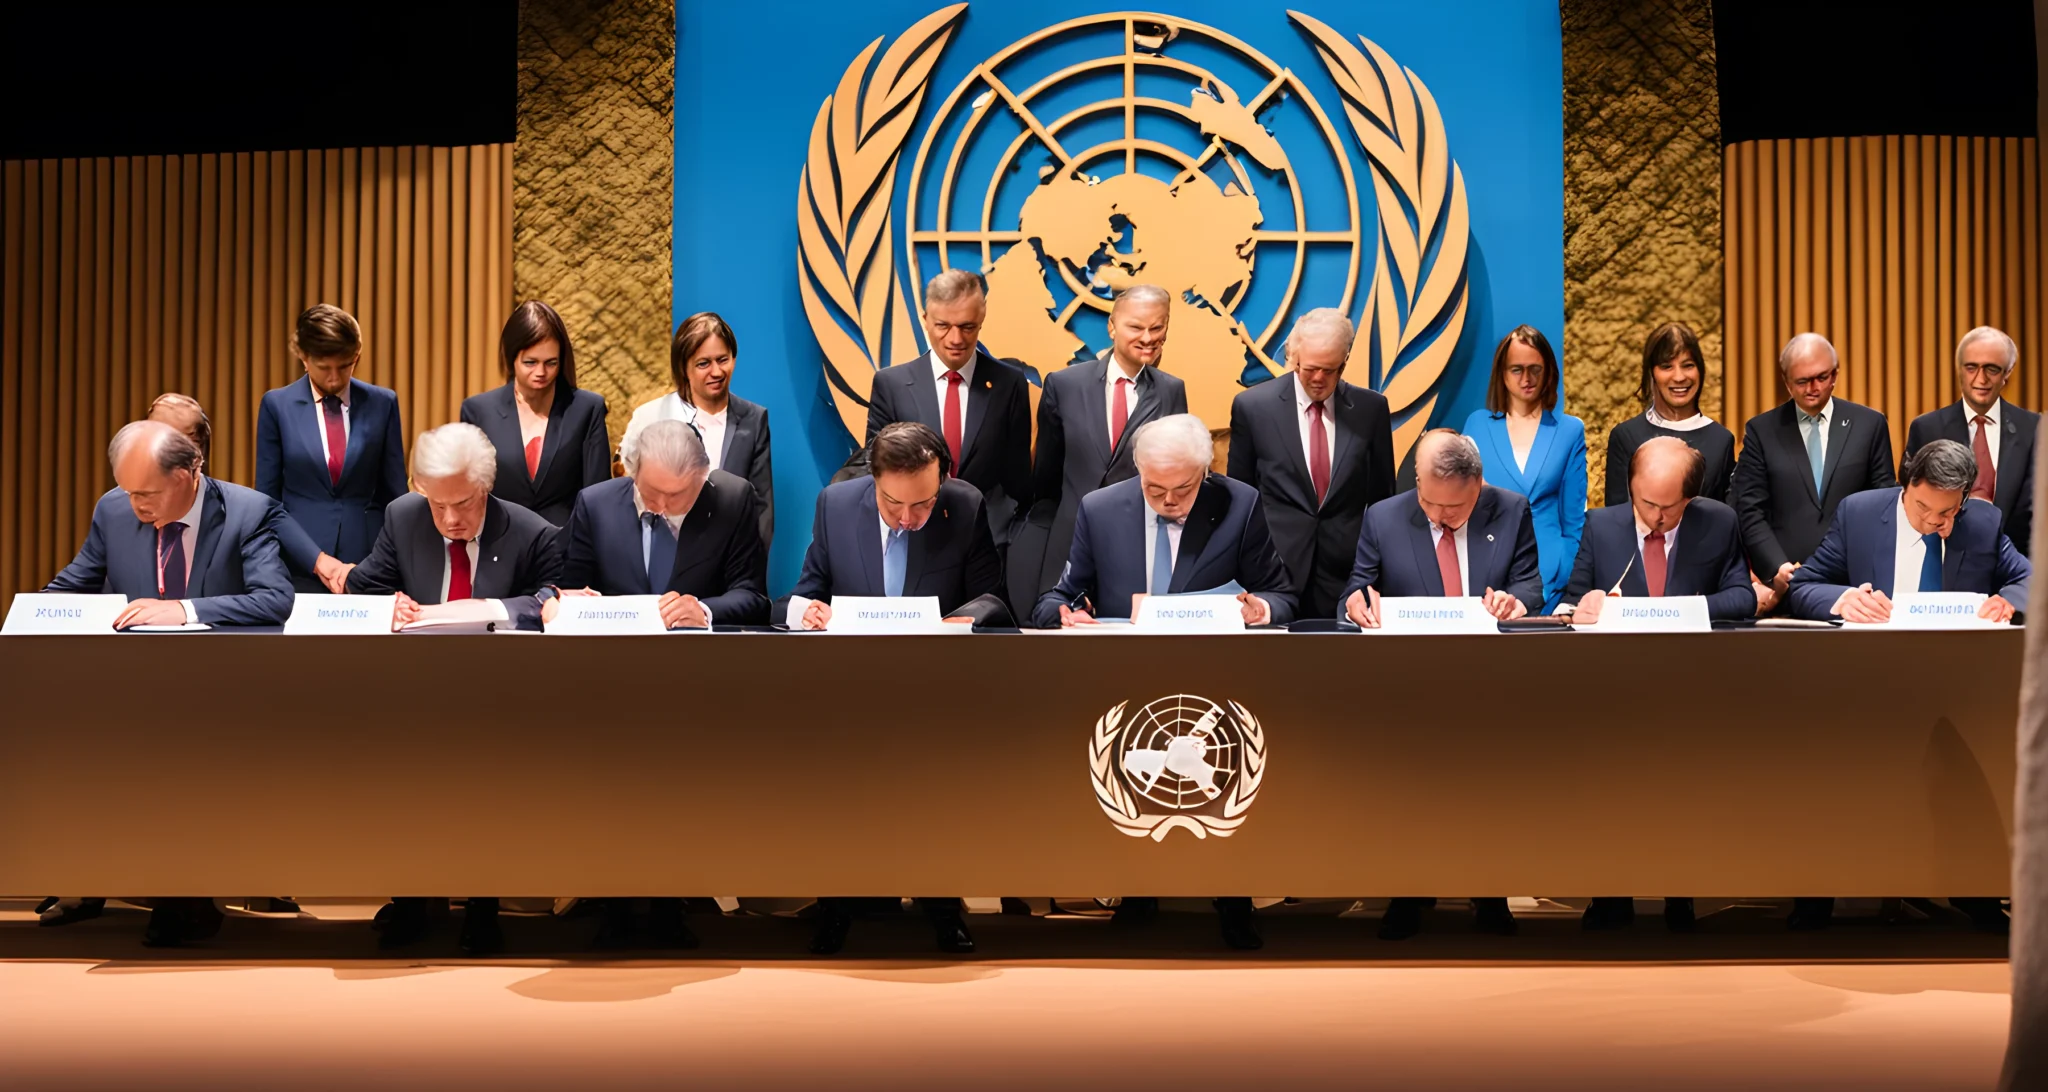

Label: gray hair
[1132,413,1213,472]
[107,419,202,477]
[411,422,498,491]
[1902,438,1979,494]
[1955,326,2018,370]
[1418,428,1485,482]
[1112,284,1172,313]
[1778,332,1838,375]
[625,418,710,479]
[1285,308,1355,362]
[925,268,986,306]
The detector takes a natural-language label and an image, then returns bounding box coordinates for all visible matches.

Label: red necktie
[1643,530,1667,597]
[321,394,346,486]
[1307,401,1330,506]
[1110,377,1131,450]
[447,540,472,602]
[942,370,964,468]
[1435,527,1462,596]
[524,436,543,480]
[1971,415,1997,501]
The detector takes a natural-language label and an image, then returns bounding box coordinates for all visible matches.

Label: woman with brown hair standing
[619,311,774,548]
[1603,321,1736,506]
[460,301,611,527]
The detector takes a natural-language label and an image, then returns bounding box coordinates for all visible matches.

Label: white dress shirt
[1143,505,1187,601]
[310,376,352,467]
[1798,397,1836,463]
[932,352,976,428]
[1966,399,2002,471]
[621,393,727,471]
[1894,495,1935,597]
[164,487,203,623]
[1105,356,1143,443]
[1646,405,1717,432]
[1293,372,1337,480]
[437,535,509,622]
[1427,520,1470,596]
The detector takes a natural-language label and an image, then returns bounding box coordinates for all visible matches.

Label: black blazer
[720,397,775,550]
[1903,399,2037,558]
[1732,398,1897,576]
[789,476,1009,626]
[346,493,563,630]
[1027,357,1189,596]
[866,350,1033,541]
[460,384,610,527]
[1338,485,1546,615]
[1226,374,1395,618]
[1559,498,1756,621]
[559,473,769,624]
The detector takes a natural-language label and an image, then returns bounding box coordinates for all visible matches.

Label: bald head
[1629,436,1703,534]
[1413,429,1485,531]
[108,420,205,529]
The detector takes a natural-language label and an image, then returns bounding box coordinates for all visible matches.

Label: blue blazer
[1338,485,1546,616]
[1463,408,1588,611]
[46,477,294,626]
[1788,489,2031,618]
[1560,499,1757,621]
[1032,474,1297,627]
[559,473,769,624]
[789,476,1009,626]
[256,376,408,572]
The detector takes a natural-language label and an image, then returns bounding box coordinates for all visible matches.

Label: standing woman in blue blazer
[1462,325,1587,612]
[256,304,408,593]
[459,301,610,527]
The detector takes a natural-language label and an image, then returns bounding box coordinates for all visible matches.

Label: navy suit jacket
[46,477,294,626]
[1032,474,1296,627]
[460,384,611,527]
[560,472,769,624]
[1732,397,1897,576]
[1788,488,2031,618]
[346,493,563,630]
[1338,485,1546,615]
[790,476,1009,626]
[1227,375,1395,619]
[865,350,1033,541]
[1560,498,1756,621]
[1903,399,2037,559]
[256,376,408,572]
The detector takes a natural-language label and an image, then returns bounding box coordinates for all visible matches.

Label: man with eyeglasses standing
[1903,326,2036,559]
[1731,333,1897,613]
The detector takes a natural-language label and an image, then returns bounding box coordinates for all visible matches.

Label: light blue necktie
[1151,515,1174,595]
[884,528,907,597]
[1917,532,1944,592]
[1801,412,1825,494]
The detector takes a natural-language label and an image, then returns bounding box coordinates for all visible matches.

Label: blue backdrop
[676,1,1564,594]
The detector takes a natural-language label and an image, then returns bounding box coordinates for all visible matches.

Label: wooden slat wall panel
[0,144,513,612]
[1724,136,2044,458]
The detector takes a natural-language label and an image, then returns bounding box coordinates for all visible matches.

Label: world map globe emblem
[1117,694,1243,811]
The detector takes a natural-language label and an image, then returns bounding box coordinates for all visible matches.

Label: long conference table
[0,627,2024,898]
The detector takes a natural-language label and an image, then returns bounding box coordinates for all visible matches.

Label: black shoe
[1377,898,1425,941]
[34,897,58,915]
[932,915,976,955]
[1000,898,1034,916]
[1581,897,1635,930]
[1111,897,1158,927]
[808,911,853,956]
[39,898,105,927]
[374,899,438,950]
[592,900,641,950]
[1471,899,1517,936]
[459,900,503,957]
[1216,900,1263,951]
[1950,898,2010,934]
[142,900,222,948]
[645,899,700,950]
[1788,898,1834,931]
[1664,897,1697,932]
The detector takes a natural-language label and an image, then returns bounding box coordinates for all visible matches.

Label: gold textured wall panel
[1561,0,1721,496]
[0,146,514,612]
[1723,136,2044,457]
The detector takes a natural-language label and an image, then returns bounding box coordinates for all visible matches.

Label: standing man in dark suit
[866,269,1032,547]
[1226,308,1394,618]
[556,419,768,627]
[1561,437,1758,626]
[1904,326,2036,558]
[460,301,611,527]
[1732,333,1897,608]
[256,304,409,594]
[1026,284,1189,599]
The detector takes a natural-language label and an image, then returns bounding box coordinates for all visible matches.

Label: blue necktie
[1151,516,1174,595]
[1917,532,1944,592]
[644,512,676,594]
[1801,413,1825,494]
[884,528,907,597]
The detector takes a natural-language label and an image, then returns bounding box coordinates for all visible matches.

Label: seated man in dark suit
[788,421,1010,631]
[1902,325,2036,558]
[39,419,294,945]
[1339,428,1542,940]
[1035,412,1296,630]
[557,418,768,627]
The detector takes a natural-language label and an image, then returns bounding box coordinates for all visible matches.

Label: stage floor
[0,902,2012,1089]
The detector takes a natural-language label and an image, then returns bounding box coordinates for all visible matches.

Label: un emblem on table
[1089,694,1266,841]
[798,6,1472,463]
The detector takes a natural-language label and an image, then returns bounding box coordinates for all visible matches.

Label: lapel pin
[983,380,992,389]
[1486,534,1495,542]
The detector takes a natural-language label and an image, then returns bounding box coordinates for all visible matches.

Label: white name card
[547,594,671,635]
[2,593,128,634]
[1132,593,1246,633]
[1591,595,1712,633]
[283,594,397,635]
[1856,591,2003,630]
[825,595,953,634]
[1366,597,1499,635]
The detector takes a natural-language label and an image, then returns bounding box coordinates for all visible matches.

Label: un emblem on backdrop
[798,6,1473,463]
[1088,694,1266,841]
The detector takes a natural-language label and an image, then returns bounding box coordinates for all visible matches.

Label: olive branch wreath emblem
[1089,699,1267,841]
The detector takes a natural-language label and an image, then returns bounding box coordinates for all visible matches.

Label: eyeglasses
[1786,370,1836,389]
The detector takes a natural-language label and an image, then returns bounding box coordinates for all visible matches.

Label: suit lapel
[906,503,933,593]
[1477,417,1530,494]
[1941,524,1968,592]
[1324,382,1360,505]
[1077,357,1113,472]
[907,356,943,434]
[1778,405,1821,508]
[1873,497,1899,597]
[671,480,719,587]
[292,379,333,496]
[1939,402,1969,445]
[721,402,746,468]
[532,389,569,486]
[1998,401,2030,513]
[1271,377,1317,511]
[407,507,447,603]
[1169,479,1228,591]
[1408,505,1444,595]
[471,499,513,599]
[1522,411,1559,493]
[121,514,157,598]
[855,481,885,595]
[960,354,994,463]
[339,380,371,489]
[1818,407,1852,501]
[186,480,227,595]
[1463,493,1497,595]
[608,482,654,593]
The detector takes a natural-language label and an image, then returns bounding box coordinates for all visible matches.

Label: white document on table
[2,593,128,634]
